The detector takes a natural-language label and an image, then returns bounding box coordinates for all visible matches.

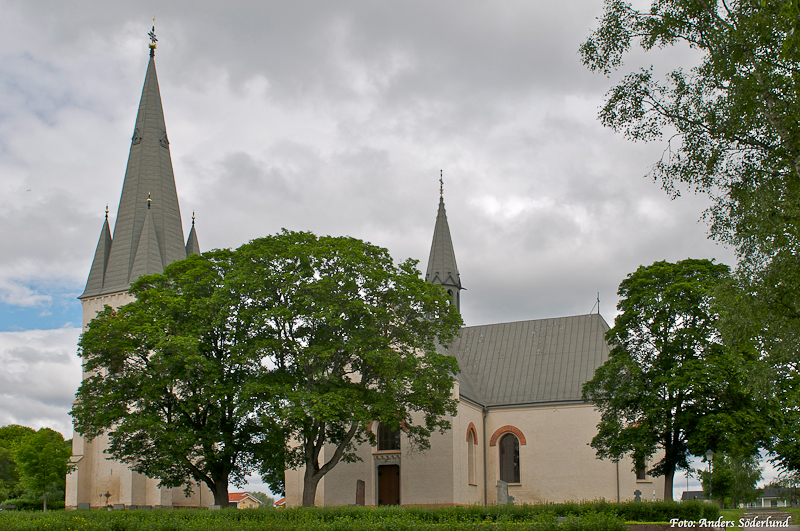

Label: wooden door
[377,465,400,505]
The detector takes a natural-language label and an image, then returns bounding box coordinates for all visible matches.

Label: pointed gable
[425,196,462,289]
[82,53,187,299]
[185,220,200,256]
[80,217,113,298]
[130,207,164,281]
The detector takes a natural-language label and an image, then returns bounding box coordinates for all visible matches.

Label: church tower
[66,27,208,510]
[425,171,463,311]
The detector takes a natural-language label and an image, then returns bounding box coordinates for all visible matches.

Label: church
[66,33,664,509]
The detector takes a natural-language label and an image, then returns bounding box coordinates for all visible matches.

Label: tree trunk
[43,490,47,512]
[212,476,229,507]
[664,467,675,501]
[302,465,321,507]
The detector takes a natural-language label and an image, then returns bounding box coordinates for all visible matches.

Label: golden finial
[192,210,195,226]
[148,19,157,56]
[147,192,152,209]
[439,169,443,198]
[105,204,109,219]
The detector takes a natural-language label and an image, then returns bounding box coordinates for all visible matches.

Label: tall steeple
[80,26,197,299]
[425,170,463,311]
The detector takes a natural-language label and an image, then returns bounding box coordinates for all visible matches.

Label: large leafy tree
[583,259,763,500]
[72,252,279,506]
[581,0,800,474]
[14,428,72,511]
[0,425,35,501]
[229,231,463,506]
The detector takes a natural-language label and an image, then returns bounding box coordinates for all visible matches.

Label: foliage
[248,492,275,507]
[13,428,72,512]
[72,252,278,506]
[228,231,463,506]
[0,501,720,530]
[74,230,461,508]
[583,259,763,500]
[581,0,800,260]
[2,498,65,511]
[698,451,762,508]
[0,425,35,501]
[581,0,800,474]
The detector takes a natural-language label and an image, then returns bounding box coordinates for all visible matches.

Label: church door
[377,465,400,505]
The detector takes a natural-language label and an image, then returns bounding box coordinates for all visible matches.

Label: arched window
[499,434,520,483]
[467,430,476,485]
[378,424,400,451]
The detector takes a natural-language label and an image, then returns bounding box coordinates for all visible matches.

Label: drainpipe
[482,407,488,506]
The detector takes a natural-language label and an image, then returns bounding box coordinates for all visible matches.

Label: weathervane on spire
[440,169,443,198]
[148,18,157,57]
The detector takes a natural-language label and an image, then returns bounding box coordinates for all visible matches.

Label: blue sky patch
[0,284,82,331]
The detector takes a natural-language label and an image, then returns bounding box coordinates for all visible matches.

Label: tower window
[378,424,400,451]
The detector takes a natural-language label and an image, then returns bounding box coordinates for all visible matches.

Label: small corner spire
[439,169,443,198]
[148,18,157,57]
[147,192,152,209]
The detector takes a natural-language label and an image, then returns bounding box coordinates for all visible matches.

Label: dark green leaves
[583,259,763,499]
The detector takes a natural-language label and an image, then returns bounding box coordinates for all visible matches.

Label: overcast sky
[0,0,758,497]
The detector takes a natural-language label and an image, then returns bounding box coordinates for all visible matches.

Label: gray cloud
[0,328,82,437]
[0,0,741,494]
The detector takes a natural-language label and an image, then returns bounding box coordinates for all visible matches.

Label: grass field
[0,500,720,531]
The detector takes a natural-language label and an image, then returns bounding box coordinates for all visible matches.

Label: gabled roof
[425,197,461,289]
[81,52,188,298]
[449,314,611,407]
[228,492,262,505]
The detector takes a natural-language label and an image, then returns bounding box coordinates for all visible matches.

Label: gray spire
[81,51,187,299]
[185,213,200,256]
[80,213,113,298]
[425,193,463,311]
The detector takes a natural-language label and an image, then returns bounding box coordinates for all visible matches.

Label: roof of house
[448,313,611,407]
[228,492,261,504]
[274,497,286,507]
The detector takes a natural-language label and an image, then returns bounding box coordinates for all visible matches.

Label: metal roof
[448,314,611,407]
[81,53,193,298]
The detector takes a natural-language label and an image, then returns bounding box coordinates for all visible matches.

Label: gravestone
[497,480,514,504]
[497,480,508,504]
[356,479,366,506]
[209,505,221,510]
[113,504,125,510]
[77,503,90,510]
[634,489,642,502]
